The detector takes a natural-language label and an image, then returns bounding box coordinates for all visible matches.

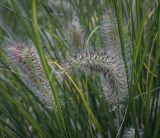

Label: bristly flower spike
[65,18,85,52]
[122,127,135,138]
[63,49,128,105]
[7,42,54,109]
[61,10,132,106]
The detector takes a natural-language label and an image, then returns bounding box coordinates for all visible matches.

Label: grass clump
[0,0,160,137]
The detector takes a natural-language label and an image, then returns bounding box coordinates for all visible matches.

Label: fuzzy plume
[7,43,54,109]
[64,49,128,105]
[101,11,132,78]
[56,11,131,106]
[122,127,135,138]
[101,11,122,54]
[122,127,144,138]
[65,18,85,52]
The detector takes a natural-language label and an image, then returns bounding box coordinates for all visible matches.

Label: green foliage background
[0,0,160,137]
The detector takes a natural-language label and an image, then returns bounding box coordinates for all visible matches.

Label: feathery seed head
[101,11,133,79]
[56,11,131,106]
[123,127,135,138]
[7,42,54,109]
[63,49,128,105]
[123,127,144,138]
[66,19,85,51]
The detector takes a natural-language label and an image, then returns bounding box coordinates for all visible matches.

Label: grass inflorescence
[7,42,55,109]
[63,49,128,105]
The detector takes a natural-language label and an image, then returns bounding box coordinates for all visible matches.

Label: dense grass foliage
[0,0,160,137]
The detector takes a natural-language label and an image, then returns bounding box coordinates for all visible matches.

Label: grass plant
[0,0,160,137]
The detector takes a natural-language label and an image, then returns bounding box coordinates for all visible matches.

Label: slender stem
[32,0,67,137]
